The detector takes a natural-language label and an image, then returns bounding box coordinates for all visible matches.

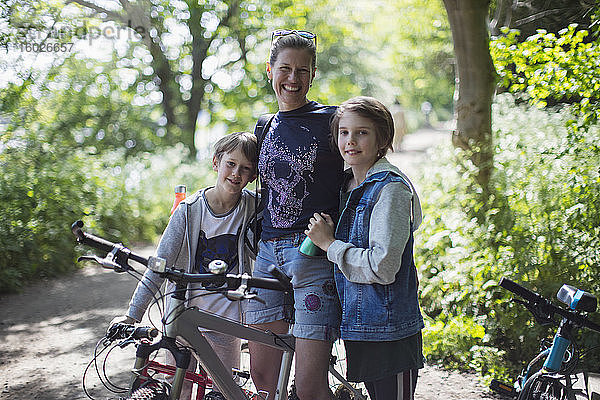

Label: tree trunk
[443,0,496,190]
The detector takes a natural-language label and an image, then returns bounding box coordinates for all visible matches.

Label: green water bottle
[299,236,323,256]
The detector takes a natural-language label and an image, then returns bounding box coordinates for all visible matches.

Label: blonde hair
[213,132,258,169]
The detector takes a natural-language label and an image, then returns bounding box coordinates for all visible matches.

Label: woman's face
[267,47,315,112]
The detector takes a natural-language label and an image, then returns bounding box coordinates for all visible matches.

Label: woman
[245,29,343,400]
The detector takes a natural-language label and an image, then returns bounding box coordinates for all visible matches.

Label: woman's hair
[213,131,258,169]
[330,96,395,159]
[269,34,317,70]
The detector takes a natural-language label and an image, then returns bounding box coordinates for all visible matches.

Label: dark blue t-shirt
[258,101,343,240]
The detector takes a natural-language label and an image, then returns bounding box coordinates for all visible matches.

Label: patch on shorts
[322,279,336,297]
[304,293,322,312]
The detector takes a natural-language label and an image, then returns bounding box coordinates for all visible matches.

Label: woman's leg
[248,320,290,400]
[294,337,333,400]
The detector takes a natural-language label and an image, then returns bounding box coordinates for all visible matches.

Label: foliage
[1,0,389,157]
[491,24,600,131]
[383,0,454,115]
[423,314,507,377]
[418,94,600,379]
[0,127,215,293]
[488,0,596,38]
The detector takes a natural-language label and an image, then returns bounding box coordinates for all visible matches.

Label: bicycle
[491,277,600,400]
[71,220,366,400]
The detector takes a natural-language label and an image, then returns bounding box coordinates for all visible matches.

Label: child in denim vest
[305,96,425,400]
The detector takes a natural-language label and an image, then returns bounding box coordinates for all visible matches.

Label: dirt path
[0,126,502,400]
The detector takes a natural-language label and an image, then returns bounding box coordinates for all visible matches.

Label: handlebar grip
[133,326,159,340]
[499,278,545,303]
[72,220,115,253]
[72,220,149,266]
[108,323,159,340]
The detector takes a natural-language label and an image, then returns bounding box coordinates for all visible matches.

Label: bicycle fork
[130,284,192,400]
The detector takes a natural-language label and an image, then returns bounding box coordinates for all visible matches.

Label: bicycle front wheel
[518,370,585,400]
[328,339,367,400]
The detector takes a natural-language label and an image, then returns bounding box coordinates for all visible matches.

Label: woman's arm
[327,182,413,285]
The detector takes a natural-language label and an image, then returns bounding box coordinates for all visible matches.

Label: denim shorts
[244,232,341,341]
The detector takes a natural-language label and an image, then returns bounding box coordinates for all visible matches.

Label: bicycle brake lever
[78,254,129,272]
[225,290,266,304]
[517,299,555,326]
[118,339,136,348]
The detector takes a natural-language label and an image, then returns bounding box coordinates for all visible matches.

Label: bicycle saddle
[557,284,597,313]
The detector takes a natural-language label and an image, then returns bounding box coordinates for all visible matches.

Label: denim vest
[335,171,424,341]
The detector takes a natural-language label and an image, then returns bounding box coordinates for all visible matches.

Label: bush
[0,131,215,294]
[417,94,600,380]
[0,134,95,292]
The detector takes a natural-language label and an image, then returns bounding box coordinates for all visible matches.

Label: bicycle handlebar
[71,220,292,292]
[500,277,548,304]
[107,323,159,341]
[499,277,600,333]
[72,220,149,267]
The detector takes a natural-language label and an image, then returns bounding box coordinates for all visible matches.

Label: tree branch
[514,8,570,27]
[66,0,125,23]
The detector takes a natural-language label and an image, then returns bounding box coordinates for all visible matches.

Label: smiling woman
[245,30,345,400]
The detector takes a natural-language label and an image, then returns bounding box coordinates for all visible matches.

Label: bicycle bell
[208,259,227,274]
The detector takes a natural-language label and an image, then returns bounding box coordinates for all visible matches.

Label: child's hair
[330,96,395,159]
[213,131,258,168]
[270,34,317,70]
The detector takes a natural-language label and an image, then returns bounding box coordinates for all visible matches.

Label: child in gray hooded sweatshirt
[110,131,258,399]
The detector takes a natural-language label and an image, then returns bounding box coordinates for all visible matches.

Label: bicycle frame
[145,293,294,400]
[133,289,366,400]
[491,278,600,400]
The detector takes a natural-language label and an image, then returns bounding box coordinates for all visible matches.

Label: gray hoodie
[326,157,423,285]
[126,188,256,322]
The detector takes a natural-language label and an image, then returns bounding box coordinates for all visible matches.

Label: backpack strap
[247,113,275,255]
[253,113,275,156]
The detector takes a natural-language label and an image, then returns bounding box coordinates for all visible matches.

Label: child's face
[337,111,382,172]
[212,148,256,195]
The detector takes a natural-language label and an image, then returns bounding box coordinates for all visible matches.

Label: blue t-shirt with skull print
[258,101,343,240]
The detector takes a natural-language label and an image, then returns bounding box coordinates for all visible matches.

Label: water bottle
[170,184,186,215]
[299,236,323,256]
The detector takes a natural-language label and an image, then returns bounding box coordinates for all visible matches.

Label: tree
[441,0,597,193]
[2,0,389,159]
[62,0,281,159]
[443,0,496,190]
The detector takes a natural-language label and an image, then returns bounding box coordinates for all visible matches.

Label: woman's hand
[305,212,336,252]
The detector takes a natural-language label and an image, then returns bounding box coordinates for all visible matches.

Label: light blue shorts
[244,233,341,341]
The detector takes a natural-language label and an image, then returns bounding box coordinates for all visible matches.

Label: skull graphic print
[259,127,318,228]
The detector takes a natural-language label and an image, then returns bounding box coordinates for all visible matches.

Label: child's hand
[305,212,336,252]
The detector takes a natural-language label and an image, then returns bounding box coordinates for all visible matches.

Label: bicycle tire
[123,379,169,400]
[518,371,578,400]
[123,386,169,400]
